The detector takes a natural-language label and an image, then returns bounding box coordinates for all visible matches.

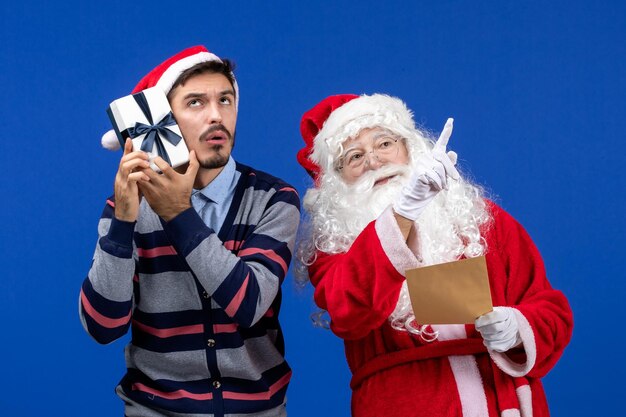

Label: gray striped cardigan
[80,161,300,417]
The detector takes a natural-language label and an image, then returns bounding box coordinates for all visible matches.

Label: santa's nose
[364,152,384,170]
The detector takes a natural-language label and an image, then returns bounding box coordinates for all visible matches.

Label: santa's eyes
[337,136,401,171]
[344,150,368,164]
[344,140,395,161]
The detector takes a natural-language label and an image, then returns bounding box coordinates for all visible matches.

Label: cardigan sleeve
[485,202,573,379]
[309,207,421,340]
[163,181,300,328]
[79,198,136,344]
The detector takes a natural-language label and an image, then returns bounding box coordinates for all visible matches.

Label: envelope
[405,256,493,324]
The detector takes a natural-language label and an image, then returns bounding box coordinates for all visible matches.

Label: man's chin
[200,153,229,170]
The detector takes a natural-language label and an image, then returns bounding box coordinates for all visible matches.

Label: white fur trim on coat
[489,308,537,377]
[374,206,421,275]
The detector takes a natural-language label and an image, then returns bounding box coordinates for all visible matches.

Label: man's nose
[206,102,223,124]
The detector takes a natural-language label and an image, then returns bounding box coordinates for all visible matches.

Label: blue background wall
[1,1,624,415]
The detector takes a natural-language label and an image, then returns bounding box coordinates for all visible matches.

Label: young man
[80,46,300,417]
[296,93,572,417]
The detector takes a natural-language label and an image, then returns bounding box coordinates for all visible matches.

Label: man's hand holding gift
[139,150,199,222]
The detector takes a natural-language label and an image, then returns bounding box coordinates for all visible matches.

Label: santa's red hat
[101,45,238,150]
[297,94,359,182]
[298,94,417,185]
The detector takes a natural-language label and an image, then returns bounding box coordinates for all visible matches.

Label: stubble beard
[198,127,236,170]
[199,145,229,169]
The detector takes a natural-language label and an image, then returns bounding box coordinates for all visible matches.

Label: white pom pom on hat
[101,129,121,150]
[101,45,238,151]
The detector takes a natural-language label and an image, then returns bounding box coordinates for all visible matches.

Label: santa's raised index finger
[434,118,454,151]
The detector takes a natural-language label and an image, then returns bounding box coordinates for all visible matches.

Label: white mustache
[349,164,411,194]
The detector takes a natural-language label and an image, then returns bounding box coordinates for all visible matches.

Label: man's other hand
[114,139,150,222]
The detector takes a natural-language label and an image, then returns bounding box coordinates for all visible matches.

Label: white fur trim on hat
[310,94,417,173]
[158,52,216,94]
[156,51,240,107]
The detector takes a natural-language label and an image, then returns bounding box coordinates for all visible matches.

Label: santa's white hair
[295,94,492,336]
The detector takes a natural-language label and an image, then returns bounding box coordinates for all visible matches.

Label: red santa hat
[101,45,238,150]
[298,93,418,185]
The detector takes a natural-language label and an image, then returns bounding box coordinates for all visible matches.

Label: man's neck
[194,165,227,189]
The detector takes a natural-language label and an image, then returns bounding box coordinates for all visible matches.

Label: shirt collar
[194,156,236,205]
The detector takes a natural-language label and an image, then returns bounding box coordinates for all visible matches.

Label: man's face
[168,72,237,170]
[338,127,410,185]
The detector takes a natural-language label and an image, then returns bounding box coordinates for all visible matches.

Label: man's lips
[203,130,229,145]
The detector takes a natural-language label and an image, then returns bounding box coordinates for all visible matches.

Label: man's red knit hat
[101,45,238,150]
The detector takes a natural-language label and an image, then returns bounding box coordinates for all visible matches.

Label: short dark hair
[168,59,236,99]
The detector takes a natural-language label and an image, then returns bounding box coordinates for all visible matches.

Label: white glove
[475,307,522,352]
[392,118,460,221]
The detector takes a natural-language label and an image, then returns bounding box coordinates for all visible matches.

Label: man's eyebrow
[220,89,235,96]
[182,92,207,100]
[181,89,235,100]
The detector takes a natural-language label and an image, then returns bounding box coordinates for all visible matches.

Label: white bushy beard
[309,163,412,249]
[298,158,491,336]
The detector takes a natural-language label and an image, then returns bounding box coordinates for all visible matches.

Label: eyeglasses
[336,136,402,172]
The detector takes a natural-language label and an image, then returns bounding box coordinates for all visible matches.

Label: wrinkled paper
[406,256,493,324]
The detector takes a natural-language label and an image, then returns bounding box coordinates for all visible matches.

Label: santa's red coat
[309,201,573,417]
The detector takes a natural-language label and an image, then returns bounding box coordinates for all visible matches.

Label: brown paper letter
[405,256,493,324]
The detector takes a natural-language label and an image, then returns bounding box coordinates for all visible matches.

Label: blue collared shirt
[190,156,240,233]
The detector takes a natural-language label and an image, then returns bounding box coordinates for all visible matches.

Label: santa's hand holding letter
[295,94,573,417]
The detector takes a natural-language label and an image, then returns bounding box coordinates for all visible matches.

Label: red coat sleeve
[485,202,574,379]
[309,208,420,340]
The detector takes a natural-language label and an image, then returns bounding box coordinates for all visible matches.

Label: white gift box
[107,87,189,170]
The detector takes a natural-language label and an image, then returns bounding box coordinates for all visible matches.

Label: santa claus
[295,94,573,417]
